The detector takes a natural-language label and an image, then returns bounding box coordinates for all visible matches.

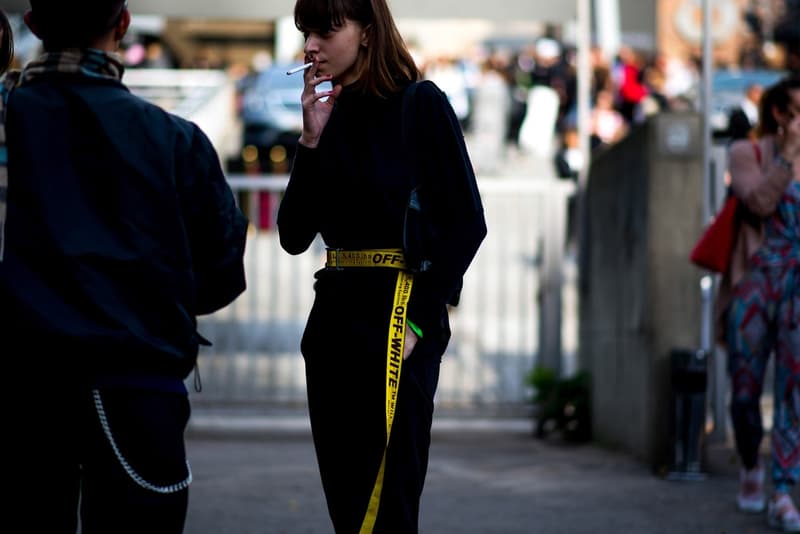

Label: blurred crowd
[421,37,712,178]
[7,5,796,181]
[413,37,707,179]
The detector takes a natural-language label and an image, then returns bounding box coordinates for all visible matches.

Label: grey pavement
[183,411,783,534]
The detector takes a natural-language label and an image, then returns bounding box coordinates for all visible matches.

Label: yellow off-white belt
[325,248,412,533]
[326,248,408,270]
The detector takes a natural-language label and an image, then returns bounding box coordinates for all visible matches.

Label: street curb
[188,414,534,436]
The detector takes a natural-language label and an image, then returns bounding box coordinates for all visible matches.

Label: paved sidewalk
[183,412,783,534]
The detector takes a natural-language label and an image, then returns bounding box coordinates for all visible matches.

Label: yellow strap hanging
[359,269,414,534]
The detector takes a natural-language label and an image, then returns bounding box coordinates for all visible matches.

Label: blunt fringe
[294,0,419,97]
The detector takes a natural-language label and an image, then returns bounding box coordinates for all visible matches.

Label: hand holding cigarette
[297,60,342,149]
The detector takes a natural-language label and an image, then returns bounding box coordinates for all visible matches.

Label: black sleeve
[406,81,487,336]
[182,126,248,315]
[277,143,323,255]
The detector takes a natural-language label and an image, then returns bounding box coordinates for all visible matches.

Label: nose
[304,35,320,57]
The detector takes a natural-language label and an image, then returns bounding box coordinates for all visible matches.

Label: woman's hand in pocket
[403,328,418,360]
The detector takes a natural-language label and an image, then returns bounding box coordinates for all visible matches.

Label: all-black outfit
[278,80,486,533]
[0,53,247,533]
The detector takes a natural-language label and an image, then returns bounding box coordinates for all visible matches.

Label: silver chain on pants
[92,389,192,494]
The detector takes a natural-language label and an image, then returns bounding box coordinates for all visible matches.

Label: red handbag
[689,142,760,274]
[689,195,740,273]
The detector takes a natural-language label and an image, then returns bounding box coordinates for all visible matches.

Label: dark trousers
[302,282,445,533]
[6,376,191,534]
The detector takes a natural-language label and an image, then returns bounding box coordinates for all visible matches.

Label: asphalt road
[182,419,781,534]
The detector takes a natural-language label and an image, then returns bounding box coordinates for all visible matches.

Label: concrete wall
[579,112,705,469]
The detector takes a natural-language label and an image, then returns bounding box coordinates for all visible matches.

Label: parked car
[240,62,304,166]
[239,62,332,169]
[710,69,787,137]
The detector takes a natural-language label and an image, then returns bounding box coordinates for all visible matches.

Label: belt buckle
[329,248,344,271]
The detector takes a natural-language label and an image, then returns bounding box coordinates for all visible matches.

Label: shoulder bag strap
[400,81,421,190]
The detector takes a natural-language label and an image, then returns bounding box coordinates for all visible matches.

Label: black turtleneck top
[278,80,486,338]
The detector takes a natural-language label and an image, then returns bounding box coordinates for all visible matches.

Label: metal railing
[193,175,574,413]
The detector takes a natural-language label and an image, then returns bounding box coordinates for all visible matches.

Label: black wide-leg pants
[302,270,446,534]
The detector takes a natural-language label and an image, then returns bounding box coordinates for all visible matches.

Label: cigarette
[286,62,314,75]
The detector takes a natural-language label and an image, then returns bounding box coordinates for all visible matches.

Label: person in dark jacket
[0,2,247,532]
[277,1,487,532]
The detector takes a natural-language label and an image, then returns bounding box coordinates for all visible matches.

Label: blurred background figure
[590,44,612,101]
[505,42,537,149]
[518,83,560,177]
[553,126,583,182]
[719,75,800,533]
[470,54,511,175]
[589,89,627,148]
[424,55,471,130]
[140,38,175,68]
[553,126,582,244]
[639,58,670,118]
[613,46,648,123]
[510,37,572,177]
[727,83,764,141]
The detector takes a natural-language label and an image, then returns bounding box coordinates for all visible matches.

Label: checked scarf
[0,49,124,260]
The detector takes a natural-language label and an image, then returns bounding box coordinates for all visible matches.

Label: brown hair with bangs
[756,75,800,137]
[294,0,420,97]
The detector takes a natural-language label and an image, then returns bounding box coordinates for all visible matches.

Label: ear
[360,25,370,48]
[113,7,131,43]
[23,10,43,40]
[771,104,784,124]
